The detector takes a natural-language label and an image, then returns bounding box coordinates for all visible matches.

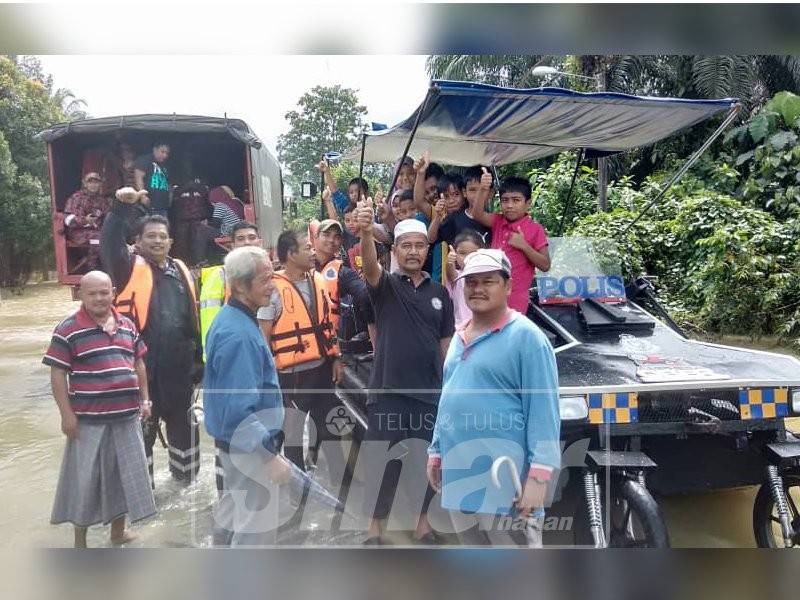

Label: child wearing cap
[470,171,551,314]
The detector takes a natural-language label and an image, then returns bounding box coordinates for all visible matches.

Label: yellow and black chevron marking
[738,388,789,420]
[588,392,638,425]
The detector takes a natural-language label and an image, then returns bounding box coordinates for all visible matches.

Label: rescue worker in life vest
[312,218,375,346]
[199,221,263,359]
[198,220,264,495]
[258,229,352,481]
[101,187,203,484]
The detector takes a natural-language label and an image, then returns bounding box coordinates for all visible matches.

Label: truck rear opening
[37,114,283,286]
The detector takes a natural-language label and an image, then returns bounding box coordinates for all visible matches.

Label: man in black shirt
[101,188,203,485]
[134,142,171,217]
[356,201,455,545]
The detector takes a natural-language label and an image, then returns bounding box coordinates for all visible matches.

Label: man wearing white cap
[426,249,560,547]
[356,199,455,545]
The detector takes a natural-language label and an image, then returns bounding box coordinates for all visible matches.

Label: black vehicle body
[334,81,800,547]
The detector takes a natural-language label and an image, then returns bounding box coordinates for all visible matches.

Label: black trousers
[142,377,199,484]
[362,394,438,522]
[278,360,348,481]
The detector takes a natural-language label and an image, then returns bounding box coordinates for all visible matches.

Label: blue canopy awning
[349,80,737,166]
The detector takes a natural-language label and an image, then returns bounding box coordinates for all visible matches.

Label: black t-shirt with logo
[367,270,455,405]
[134,153,170,212]
[435,209,492,247]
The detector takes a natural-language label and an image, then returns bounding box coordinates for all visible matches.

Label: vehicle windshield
[536,237,626,305]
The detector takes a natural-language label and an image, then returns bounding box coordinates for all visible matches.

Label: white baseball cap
[456,249,512,280]
[393,218,428,242]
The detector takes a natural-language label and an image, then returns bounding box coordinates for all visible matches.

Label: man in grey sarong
[43,271,156,548]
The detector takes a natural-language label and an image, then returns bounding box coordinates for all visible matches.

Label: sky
[36,55,431,157]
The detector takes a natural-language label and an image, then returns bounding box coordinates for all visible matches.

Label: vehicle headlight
[560,396,588,421]
[791,389,800,414]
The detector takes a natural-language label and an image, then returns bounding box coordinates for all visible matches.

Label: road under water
[0,282,793,548]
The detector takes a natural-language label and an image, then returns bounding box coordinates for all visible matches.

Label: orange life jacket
[317,258,342,329]
[115,255,198,332]
[269,271,339,370]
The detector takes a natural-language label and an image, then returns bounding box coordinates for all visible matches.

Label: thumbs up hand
[508,225,528,250]
[356,196,375,237]
[480,166,493,191]
[434,196,447,220]
[414,150,430,173]
[446,244,458,269]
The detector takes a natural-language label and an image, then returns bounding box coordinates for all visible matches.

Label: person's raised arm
[470,166,495,228]
[413,151,432,220]
[445,244,458,284]
[375,190,396,232]
[427,196,447,243]
[100,187,142,289]
[357,197,382,288]
[318,157,337,194]
[322,186,338,221]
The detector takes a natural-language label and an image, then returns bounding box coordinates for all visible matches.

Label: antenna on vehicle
[622,103,742,235]
[557,148,585,236]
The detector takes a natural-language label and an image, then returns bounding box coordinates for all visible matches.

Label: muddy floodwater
[0,282,795,547]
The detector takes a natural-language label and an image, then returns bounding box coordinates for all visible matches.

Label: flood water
[0,282,795,548]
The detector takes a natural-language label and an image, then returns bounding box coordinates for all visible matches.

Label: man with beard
[102,187,203,485]
[356,200,455,545]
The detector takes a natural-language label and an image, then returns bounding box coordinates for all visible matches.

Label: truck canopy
[35,114,262,147]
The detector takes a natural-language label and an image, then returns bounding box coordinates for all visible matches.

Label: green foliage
[281,158,393,231]
[276,85,367,193]
[723,91,800,222]
[0,130,53,288]
[0,56,66,288]
[565,173,800,343]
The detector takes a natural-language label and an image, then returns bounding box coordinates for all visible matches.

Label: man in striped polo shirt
[43,271,156,548]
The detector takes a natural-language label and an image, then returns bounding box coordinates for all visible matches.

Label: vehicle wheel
[575,476,670,548]
[753,474,800,548]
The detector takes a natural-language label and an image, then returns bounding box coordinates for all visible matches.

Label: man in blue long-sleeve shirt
[427,249,560,547]
[203,245,290,546]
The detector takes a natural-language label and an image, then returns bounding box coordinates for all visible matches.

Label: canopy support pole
[557,148,585,236]
[622,104,741,234]
[357,132,366,198]
[385,84,435,198]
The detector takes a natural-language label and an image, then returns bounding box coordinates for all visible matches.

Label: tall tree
[0,56,66,288]
[277,85,367,192]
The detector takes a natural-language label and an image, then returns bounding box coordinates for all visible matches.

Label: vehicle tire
[753,473,800,548]
[575,476,670,548]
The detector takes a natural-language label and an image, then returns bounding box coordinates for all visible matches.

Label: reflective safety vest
[270,271,339,370]
[115,255,197,333]
[199,265,231,359]
[317,258,342,329]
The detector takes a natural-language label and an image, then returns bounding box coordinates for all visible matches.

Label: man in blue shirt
[203,246,291,546]
[427,249,560,547]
